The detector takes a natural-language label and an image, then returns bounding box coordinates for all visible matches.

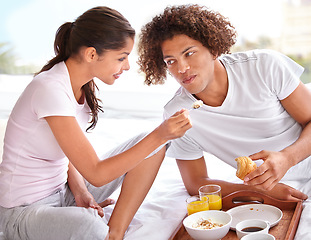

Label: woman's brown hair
[37,6,135,131]
[138,4,236,85]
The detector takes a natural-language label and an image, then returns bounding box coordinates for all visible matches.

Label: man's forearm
[280,121,311,167]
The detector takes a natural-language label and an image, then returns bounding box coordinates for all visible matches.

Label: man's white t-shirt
[0,62,90,208]
[164,49,310,179]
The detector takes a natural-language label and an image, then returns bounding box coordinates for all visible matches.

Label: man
[137,4,311,201]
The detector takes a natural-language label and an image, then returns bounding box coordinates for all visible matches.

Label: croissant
[235,156,257,180]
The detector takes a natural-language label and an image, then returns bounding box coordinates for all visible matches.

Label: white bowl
[241,233,275,240]
[183,210,232,240]
[236,219,270,239]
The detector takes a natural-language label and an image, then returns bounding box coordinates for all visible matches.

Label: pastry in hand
[235,156,257,180]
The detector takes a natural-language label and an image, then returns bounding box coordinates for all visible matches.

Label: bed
[1,116,311,240]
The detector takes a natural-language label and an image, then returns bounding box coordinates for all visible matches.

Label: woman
[137,4,311,201]
[0,6,191,240]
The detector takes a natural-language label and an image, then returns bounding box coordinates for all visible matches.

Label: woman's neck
[65,58,91,103]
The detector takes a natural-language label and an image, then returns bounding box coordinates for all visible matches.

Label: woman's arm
[45,109,191,187]
[67,161,105,217]
[245,82,311,191]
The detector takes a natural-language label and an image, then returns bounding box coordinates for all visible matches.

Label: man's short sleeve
[166,134,204,160]
[261,50,304,100]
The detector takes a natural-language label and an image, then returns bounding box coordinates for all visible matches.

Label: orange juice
[187,200,209,215]
[201,195,222,210]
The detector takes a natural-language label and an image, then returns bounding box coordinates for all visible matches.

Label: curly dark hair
[137,4,237,85]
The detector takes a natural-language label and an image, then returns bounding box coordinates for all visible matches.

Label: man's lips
[182,75,196,84]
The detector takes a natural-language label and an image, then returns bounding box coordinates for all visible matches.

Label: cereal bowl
[183,210,232,240]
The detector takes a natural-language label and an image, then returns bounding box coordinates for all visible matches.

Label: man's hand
[265,183,308,201]
[244,150,293,191]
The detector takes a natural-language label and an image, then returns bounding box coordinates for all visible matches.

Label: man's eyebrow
[182,46,195,54]
[163,46,196,59]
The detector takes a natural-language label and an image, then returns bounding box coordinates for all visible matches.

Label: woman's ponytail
[36,22,72,74]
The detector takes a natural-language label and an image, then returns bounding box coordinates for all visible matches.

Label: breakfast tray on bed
[169,190,303,240]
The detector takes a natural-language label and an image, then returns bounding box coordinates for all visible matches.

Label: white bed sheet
[114,153,311,240]
[100,152,238,240]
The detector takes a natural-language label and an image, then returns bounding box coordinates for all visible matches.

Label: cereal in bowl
[192,218,224,230]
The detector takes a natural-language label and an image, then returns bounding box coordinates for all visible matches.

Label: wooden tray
[169,190,303,240]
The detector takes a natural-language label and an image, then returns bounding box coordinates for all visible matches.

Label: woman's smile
[113,72,122,79]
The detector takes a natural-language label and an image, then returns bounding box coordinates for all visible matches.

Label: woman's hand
[244,150,293,191]
[157,109,192,142]
[75,191,114,217]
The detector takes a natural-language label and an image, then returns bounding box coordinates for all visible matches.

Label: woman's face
[92,37,134,85]
[161,34,216,95]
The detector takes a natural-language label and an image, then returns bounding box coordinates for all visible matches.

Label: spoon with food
[190,100,203,110]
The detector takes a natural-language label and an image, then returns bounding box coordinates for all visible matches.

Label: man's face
[161,34,216,95]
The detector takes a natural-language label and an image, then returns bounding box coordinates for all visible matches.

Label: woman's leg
[107,146,166,239]
[0,190,109,240]
[85,132,162,206]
